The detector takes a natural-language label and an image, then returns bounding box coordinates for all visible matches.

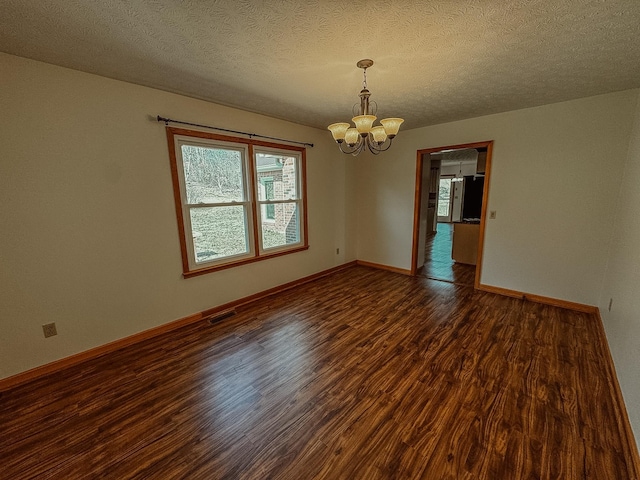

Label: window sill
[182,244,309,278]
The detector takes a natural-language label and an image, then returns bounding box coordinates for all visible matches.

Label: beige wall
[356,89,639,305]
[599,94,640,448]
[0,53,354,379]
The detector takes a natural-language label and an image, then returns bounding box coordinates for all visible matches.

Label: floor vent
[207,309,236,324]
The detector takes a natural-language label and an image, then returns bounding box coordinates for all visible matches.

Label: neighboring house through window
[165,127,308,277]
[260,177,276,220]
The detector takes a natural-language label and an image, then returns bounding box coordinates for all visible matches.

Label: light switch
[489,210,496,219]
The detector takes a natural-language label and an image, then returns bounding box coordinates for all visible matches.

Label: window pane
[438,178,452,217]
[261,202,300,249]
[256,153,297,201]
[181,145,244,204]
[266,204,275,220]
[190,206,248,263]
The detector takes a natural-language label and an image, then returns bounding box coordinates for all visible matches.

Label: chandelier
[328,59,404,156]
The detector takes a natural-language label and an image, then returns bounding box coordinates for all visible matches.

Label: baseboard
[0,261,358,392]
[476,283,524,299]
[0,264,605,392]
[356,260,412,276]
[477,283,597,313]
[593,309,640,478]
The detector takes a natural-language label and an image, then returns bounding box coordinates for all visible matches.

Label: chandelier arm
[351,140,366,156]
[369,101,377,116]
[337,142,357,154]
[336,135,394,156]
[365,136,394,155]
[337,135,364,155]
[367,144,382,155]
[377,137,394,152]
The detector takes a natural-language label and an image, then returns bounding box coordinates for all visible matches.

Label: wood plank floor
[0,266,635,479]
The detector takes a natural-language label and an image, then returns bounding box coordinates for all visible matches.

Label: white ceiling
[2,0,640,131]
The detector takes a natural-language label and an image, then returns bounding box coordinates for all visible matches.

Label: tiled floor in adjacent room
[422,222,476,286]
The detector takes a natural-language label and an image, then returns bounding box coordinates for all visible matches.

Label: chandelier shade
[370,125,387,143]
[327,122,350,142]
[379,118,404,138]
[328,59,404,155]
[352,115,377,135]
[345,128,360,145]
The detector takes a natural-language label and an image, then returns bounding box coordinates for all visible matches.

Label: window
[166,128,308,277]
[437,178,452,217]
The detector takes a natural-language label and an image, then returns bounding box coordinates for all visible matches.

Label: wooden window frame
[166,127,309,278]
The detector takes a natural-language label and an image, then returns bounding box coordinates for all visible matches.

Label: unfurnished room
[1,1,640,478]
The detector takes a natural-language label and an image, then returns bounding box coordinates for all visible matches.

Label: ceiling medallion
[328,59,404,156]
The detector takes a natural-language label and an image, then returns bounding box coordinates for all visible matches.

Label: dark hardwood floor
[422,222,476,286]
[0,266,636,479]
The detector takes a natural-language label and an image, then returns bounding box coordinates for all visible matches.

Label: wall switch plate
[42,323,57,338]
[489,210,497,219]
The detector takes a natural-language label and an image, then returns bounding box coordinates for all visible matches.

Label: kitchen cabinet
[452,223,480,265]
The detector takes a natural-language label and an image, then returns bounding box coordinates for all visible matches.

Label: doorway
[410,141,493,288]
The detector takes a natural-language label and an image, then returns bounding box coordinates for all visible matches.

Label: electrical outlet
[42,323,57,338]
[489,210,497,219]
[608,298,613,312]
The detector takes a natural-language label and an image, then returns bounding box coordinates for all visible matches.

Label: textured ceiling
[2,1,640,130]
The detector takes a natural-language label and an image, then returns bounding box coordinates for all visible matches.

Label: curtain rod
[156,116,314,148]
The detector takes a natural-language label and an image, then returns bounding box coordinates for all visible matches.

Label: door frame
[410,140,494,290]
